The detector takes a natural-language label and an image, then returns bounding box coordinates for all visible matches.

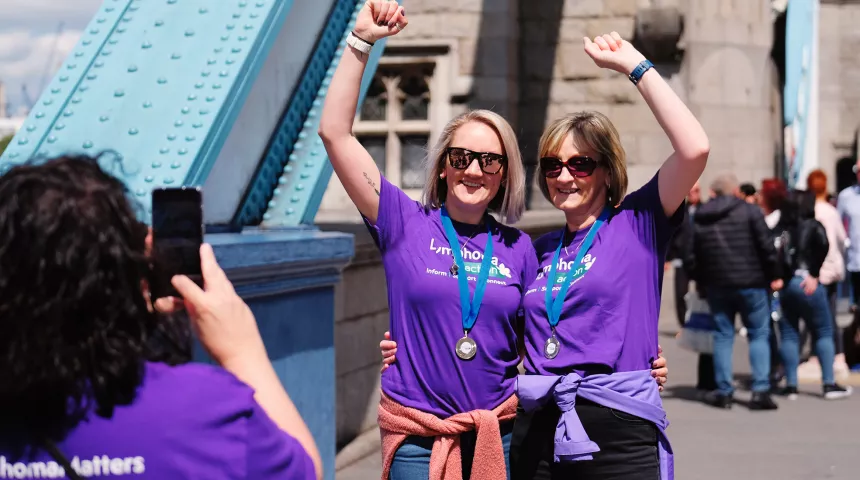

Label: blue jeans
[779,276,836,386]
[707,287,771,395]
[389,421,513,479]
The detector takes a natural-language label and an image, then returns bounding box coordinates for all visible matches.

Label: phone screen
[151,187,203,298]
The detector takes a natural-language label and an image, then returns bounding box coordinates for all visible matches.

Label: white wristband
[347,31,373,55]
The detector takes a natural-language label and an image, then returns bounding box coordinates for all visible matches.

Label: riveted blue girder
[0,0,297,219]
[240,0,395,227]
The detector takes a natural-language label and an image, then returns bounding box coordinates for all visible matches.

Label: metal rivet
[290,196,299,203]
[205,96,215,102]
[185,30,195,37]
[178,148,188,155]
[195,82,204,89]
[212,84,221,89]
[82,141,93,149]
[136,189,146,197]
[192,122,203,128]
[99,115,109,122]
[300,172,310,179]
[74,51,84,57]
[171,162,182,168]
[286,209,295,215]
[63,110,73,117]
[59,76,69,82]
[82,40,92,46]
[186,135,195,141]
[163,177,175,185]
[155,20,164,27]
[168,0,177,4]
[304,161,314,168]
[128,65,138,72]
[79,85,89,92]
[87,73,97,80]
[143,101,153,108]
[233,13,241,18]
[114,89,125,97]
[239,1,247,6]
[128,5,139,11]
[187,94,197,101]
[219,70,229,77]
[288,154,297,162]
[152,161,163,168]
[106,7,115,12]
[67,64,76,70]
[284,165,293,172]
[268,200,276,208]
[238,36,247,41]
[207,58,217,65]
[199,109,209,115]
[273,188,281,195]
[167,134,176,141]
[296,184,304,191]
[294,142,303,150]
[221,35,230,42]
[26,125,36,132]
[171,53,181,59]
[244,24,253,30]
[129,128,139,135]
[256,1,264,6]
[108,38,118,45]
[278,177,286,185]
[142,41,152,49]
[225,59,235,65]
[181,107,190,114]
[145,176,154,183]
[158,148,169,155]
[201,71,210,77]
[122,16,133,23]
[250,12,259,18]
[90,28,99,34]
[17,138,28,145]
[226,24,235,30]
[174,120,184,127]
[298,132,307,139]
[199,7,208,13]
[263,213,271,220]
[55,123,65,130]
[310,150,318,156]
[42,99,53,106]
[35,112,45,118]
[157,77,167,84]
[47,136,57,143]
[116,27,126,34]
[214,47,223,53]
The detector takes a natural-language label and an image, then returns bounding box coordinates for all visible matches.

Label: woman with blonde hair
[512,32,709,479]
[320,2,668,479]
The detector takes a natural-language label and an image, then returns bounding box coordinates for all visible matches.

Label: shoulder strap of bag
[41,438,83,480]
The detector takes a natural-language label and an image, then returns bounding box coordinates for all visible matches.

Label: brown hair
[806,169,828,198]
[536,111,628,206]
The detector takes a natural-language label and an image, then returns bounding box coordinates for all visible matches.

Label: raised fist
[354,0,408,44]
[583,32,647,76]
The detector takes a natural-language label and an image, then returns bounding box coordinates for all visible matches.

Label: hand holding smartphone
[150,187,204,299]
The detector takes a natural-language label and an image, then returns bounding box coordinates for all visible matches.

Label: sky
[0,0,103,116]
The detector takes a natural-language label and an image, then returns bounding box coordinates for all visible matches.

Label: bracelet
[628,59,654,85]
[347,31,373,55]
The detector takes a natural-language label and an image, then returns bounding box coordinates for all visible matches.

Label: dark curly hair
[0,154,191,446]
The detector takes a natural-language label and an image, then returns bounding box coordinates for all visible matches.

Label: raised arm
[583,33,710,216]
[318,1,408,224]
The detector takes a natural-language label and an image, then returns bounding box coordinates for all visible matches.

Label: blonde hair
[422,110,526,223]
[536,111,628,206]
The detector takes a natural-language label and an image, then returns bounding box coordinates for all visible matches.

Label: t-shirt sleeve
[362,174,422,251]
[246,400,317,480]
[619,170,685,251]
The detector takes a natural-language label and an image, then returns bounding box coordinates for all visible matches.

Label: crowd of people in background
[669,166,860,410]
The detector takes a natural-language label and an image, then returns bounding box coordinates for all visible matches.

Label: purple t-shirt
[0,362,315,479]
[367,176,537,417]
[522,173,683,375]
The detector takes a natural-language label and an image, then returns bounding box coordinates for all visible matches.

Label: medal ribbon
[544,208,610,329]
[440,206,494,332]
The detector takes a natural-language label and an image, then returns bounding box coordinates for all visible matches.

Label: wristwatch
[628,60,654,85]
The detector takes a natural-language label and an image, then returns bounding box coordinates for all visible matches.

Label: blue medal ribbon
[440,206,494,332]
[544,208,610,329]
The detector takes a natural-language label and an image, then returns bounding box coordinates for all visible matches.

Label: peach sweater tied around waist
[377,392,518,480]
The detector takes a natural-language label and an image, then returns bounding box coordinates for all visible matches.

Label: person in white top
[807,170,850,379]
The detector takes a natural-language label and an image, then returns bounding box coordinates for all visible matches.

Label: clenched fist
[354,0,408,44]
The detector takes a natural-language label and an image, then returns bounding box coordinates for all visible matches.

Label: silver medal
[450,263,459,276]
[544,335,560,359]
[456,334,477,360]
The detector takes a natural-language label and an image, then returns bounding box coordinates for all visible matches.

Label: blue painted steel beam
[0,0,297,220]
[238,0,396,227]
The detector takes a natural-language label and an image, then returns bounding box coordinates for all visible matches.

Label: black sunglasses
[539,155,600,178]
[446,147,506,174]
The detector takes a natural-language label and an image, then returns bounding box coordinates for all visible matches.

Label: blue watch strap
[628,59,654,85]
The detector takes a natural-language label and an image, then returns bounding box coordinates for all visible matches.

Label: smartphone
[150,187,204,299]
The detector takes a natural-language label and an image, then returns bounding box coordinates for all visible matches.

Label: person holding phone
[0,154,322,480]
[321,3,668,479]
